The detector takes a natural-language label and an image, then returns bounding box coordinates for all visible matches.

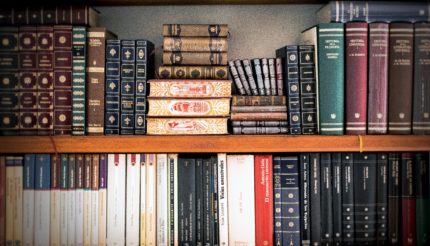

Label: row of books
[1,152,428,245]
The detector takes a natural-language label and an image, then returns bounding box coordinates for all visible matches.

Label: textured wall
[97,4,322,68]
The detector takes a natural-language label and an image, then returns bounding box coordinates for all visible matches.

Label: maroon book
[401,153,416,245]
[53,25,72,135]
[388,23,414,134]
[368,23,389,134]
[345,22,368,135]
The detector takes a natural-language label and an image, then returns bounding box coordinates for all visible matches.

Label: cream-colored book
[157,154,168,246]
[13,156,23,245]
[5,157,15,245]
[83,155,92,246]
[217,153,229,246]
[23,155,35,246]
[60,155,68,246]
[98,154,107,246]
[145,154,157,246]
[126,154,141,246]
[34,154,50,246]
[50,154,61,246]
[75,154,85,246]
[139,154,146,246]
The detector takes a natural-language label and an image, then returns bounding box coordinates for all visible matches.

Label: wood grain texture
[0,135,428,153]
[94,0,324,5]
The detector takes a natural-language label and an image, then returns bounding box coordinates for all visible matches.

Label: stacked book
[147,24,231,135]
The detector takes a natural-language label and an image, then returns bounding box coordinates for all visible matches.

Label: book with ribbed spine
[232,121,288,127]
[415,153,429,246]
[252,59,265,95]
[163,37,227,52]
[23,154,35,246]
[158,65,228,80]
[376,154,388,245]
[388,153,400,245]
[231,105,286,113]
[91,154,99,246]
[72,26,86,135]
[234,59,252,95]
[242,59,258,95]
[147,118,227,135]
[75,154,84,246]
[268,58,277,95]
[331,153,342,245]
[275,58,283,95]
[401,153,416,245]
[146,154,157,245]
[299,45,317,134]
[163,24,229,37]
[67,154,76,246]
[341,153,354,245]
[310,153,321,245]
[232,126,288,135]
[148,98,230,117]
[50,154,61,246]
[261,58,271,95]
[232,96,286,106]
[300,154,311,246]
[126,154,141,245]
[60,154,69,246]
[120,40,135,135]
[156,154,168,245]
[163,52,227,65]
[255,155,273,245]
[98,154,107,245]
[231,112,287,121]
[228,60,246,95]
[104,39,121,135]
[148,79,231,98]
[273,156,282,245]
[34,154,50,246]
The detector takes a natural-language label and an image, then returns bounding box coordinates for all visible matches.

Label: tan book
[13,157,23,245]
[158,66,228,80]
[147,118,228,135]
[147,98,230,117]
[163,24,228,37]
[231,112,288,121]
[163,37,228,52]
[149,79,231,98]
[163,52,227,65]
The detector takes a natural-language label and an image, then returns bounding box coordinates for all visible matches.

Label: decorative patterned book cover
[231,121,288,127]
[231,105,287,112]
[158,65,228,80]
[120,40,135,135]
[104,39,121,135]
[147,118,228,135]
[376,154,388,245]
[147,98,230,117]
[163,24,229,37]
[368,23,389,134]
[53,25,73,135]
[268,58,277,95]
[0,27,19,135]
[252,59,265,95]
[71,26,86,135]
[148,79,231,98]
[231,112,288,121]
[163,37,227,52]
[299,45,317,134]
[232,126,288,135]
[163,51,227,65]
[388,23,413,134]
[345,22,368,135]
[317,23,344,135]
[261,58,271,96]
[275,58,283,96]
[341,153,354,245]
[300,154,311,246]
[415,153,429,246]
[231,95,286,106]
[401,153,416,245]
[242,59,258,95]
[228,60,245,95]
[234,59,252,95]
[413,23,430,135]
[320,153,333,245]
[388,153,400,245]
[86,27,117,135]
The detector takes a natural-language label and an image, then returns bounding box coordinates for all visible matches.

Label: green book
[72,27,87,135]
[415,153,429,245]
[317,23,344,135]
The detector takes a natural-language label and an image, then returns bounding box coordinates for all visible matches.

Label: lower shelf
[0,135,429,153]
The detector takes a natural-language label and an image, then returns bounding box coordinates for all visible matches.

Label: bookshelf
[93,0,325,5]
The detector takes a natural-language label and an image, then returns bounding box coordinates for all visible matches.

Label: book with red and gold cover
[149,79,231,98]
[147,118,228,135]
[147,98,230,117]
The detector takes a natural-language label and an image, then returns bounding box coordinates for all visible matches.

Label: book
[203,157,214,245]
[86,27,116,135]
[167,154,177,246]
[242,59,258,95]
[178,156,196,245]
[211,156,219,246]
[34,154,50,246]
[345,22,368,135]
[232,126,288,135]
[163,37,228,52]
[231,105,287,112]
[413,23,430,134]
[163,24,229,37]
[158,65,228,80]
[388,23,414,134]
[268,58,277,95]
[231,96,286,106]
[67,154,76,246]
[275,58,283,95]
[50,154,61,246]
[252,58,265,95]
[147,98,230,117]
[234,59,252,95]
[317,23,344,135]
[71,26,86,135]
[298,154,310,246]
[232,121,288,127]
[261,58,271,95]
[230,112,288,121]
[75,154,84,246]
[5,157,14,245]
[140,154,147,245]
[156,154,168,245]
[320,153,333,245]
[146,154,157,245]
[195,157,203,245]
[107,154,126,245]
[53,25,73,135]
[254,155,273,245]
[91,154,99,246]
[126,154,141,245]
[401,153,416,245]
[388,153,400,245]
[217,153,229,246]
[120,40,136,135]
[23,154,35,246]
[273,156,282,245]
[331,153,342,245]
[148,79,231,98]
[317,1,430,23]
[367,23,389,134]
[98,154,107,246]
[227,155,255,245]
[376,154,388,245]
[60,154,69,246]
[298,45,317,134]
[0,156,5,244]
[415,153,429,246]
[83,155,92,246]
[228,60,246,95]
[146,118,228,135]
[310,153,321,245]
[341,153,354,245]
[163,52,227,65]
[104,39,121,135]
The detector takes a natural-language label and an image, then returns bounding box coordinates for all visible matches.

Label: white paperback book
[83,155,92,246]
[34,154,50,246]
[157,154,168,246]
[217,153,229,246]
[23,154,35,246]
[227,155,256,245]
[98,154,108,246]
[91,155,99,246]
[140,154,146,246]
[146,154,157,246]
[107,154,126,245]
[75,154,85,246]
[126,154,141,246]
[50,154,61,246]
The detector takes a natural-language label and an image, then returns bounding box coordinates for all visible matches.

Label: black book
[388,153,401,245]
[320,153,333,245]
[331,153,342,246]
[354,153,377,245]
[310,153,321,246]
[203,157,213,245]
[211,155,219,246]
[341,153,354,245]
[415,152,429,245]
[196,158,204,245]
[300,153,311,246]
[168,154,176,246]
[376,153,388,246]
[178,156,196,245]
[252,58,265,95]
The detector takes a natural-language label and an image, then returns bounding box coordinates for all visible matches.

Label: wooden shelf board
[93,0,325,5]
[0,135,428,153]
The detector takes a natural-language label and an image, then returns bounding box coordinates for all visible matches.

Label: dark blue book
[273,156,283,245]
[341,153,354,245]
[104,40,121,135]
[310,153,321,246]
[120,40,135,135]
[320,153,333,245]
[300,153,311,246]
[299,45,317,134]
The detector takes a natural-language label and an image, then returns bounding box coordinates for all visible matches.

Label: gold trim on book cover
[148,98,230,117]
[147,118,228,135]
[149,80,231,97]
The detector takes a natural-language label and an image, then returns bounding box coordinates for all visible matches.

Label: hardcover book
[67,154,76,246]
[178,156,196,245]
[310,153,321,245]
[147,118,228,135]
[60,154,69,246]
[242,59,258,95]
[415,153,429,246]
[300,154,311,246]
[331,153,342,245]
[75,154,84,246]
[376,154,388,245]
[232,121,287,126]
[299,45,317,134]
[163,37,228,52]
[388,153,400,244]
[268,58,277,95]
[23,154,35,246]
[104,39,121,135]
[50,154,61,246]
[163,24,229,37]
[203,157,214,245]
[341,153,354,245]
[120,40,136,135]
[228,60,246,95]
[156,154,168,245]
[252,58,265,95]
[232,126,288,135]
[261,58,271,96]
[148,79,231,98]
[148,98,230,117]
[83,155,92,246]
[275,58,283,95]
[234,59,252,95]
[163,52,227,65]
[320,153,333,245]
[231,105,287,112]
[401,153,416,245]
[273,156,282,245]
[158,65,228,80]
[231,96,286,106]
[230,112,288,121]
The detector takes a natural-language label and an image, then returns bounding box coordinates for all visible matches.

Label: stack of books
[147,24,231,135]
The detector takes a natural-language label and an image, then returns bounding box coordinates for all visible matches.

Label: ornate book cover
[104,40,121,135]
[299,45,317,135]
[231,112,288,121]
[232,95,286,106]
[163,51,227,65]
[163,24,228,37]
[149,79,231,98]
[147,118,228,135]
[120,40,136,135]
[341,153,354,245]
[252,59,265,95]
[72,26,86,135]
[234,59,251,95]
[147,98,230,117]
[268,58,277,95]
[232,126,288,134]
[376,154,388,244]
[242,59,258,95]
[228,60,245,95]
[158,65,228,80]
[163,37,227,52]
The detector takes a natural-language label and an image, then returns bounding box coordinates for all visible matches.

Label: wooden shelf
[0,135,428,153]
[93,0,325,5]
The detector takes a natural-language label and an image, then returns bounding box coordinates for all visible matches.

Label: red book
[345,22,368,135]
[401,153,416,246]
[368,23,389,134]
[254,155,273,245]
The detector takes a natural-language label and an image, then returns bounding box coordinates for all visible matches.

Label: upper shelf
[93,0,325,5]
[0,135,428,153]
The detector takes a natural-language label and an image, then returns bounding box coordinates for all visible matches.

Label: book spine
[36,26,54,136]
[178,157,196,244]
[5,157,14,245]
[53,25,72,135]
[285,46,301,134]
[195,158,203,246]
[0,157,5,244]
[146,118,228,135]
[388,153,400,244]
[242,59,258,95]
[148,80,232,98]
[275,58,283,96]
[310,153,321,245]
[413,23,430,134]
[388,23,414,134]
[232,121,288,127]
[354,153,378,245]
[146,154,157,246]
[71,26,86,135]
[299,45,317,134]
[230,112,288,121]
[231,105,287,113]
[98,154,107,245]
[163,37,228,52]
[203,157,213,245]
[19,26,38,135]
[75,154,84,246]
[140,154,147,246]
[0,27,19,136]
[231,96,286,106]
[120,40,135,135]
[168,154,177,246]
[156,154,168,245]
[401,153,416,245]
[148,98,230,117]
[107,154,126,245]
[34,154,50,246]
[415,153,429,246]
[273,156,282,245]
[331,153,342,245]
[268,58,277,95]
[228,60,246,95]
[67,154,76,246]
[91,154,99,246]
[261,58,271,96]
[345,22,368,135]
[158,66,228,80]
[341,153,354,245]
[50,154,61,246]
[211,156,219,246]
[23,154,35,246]
[126,154,141,245]
[234,59,252,95]
[300,154,311,246]
[376,154,388,245]
[317,23,344,135]
[83,155,92,246]
[60,154,69,246]
[232,126,288,135]
[163,24,229,37]
[163,52,227,65]
[217,153,228,246]
[104,40,121,135]
[227,155,255,245]
[320,153,333,245]
[368,23,389,135]
[252,59,265,95]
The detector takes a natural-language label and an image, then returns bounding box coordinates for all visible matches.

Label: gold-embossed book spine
[158,66,228,80]
[163,52,227,65]
[163,37,228,52]
[163,24,228,37]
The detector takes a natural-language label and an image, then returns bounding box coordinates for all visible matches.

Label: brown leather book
[163,37,228,52]
[231,112,288,121]
[232,96,286,106]
[163,24,228,37]
[158,66,228,80]
[163,52,227,65]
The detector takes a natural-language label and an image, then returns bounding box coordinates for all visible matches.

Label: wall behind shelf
[97,4,322,69]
